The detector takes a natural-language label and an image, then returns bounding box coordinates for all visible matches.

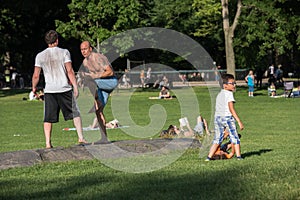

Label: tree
[0,0,72,72]
[221,0,242,77]
[234,0,300,71]
[55,0,146,53]
[149,0,224,68]
[0,8,18,66]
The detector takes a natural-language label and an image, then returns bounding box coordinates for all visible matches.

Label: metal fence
[115,69,248,88]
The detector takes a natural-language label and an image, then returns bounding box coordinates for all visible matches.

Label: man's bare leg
[73,116,87,143]
[94,99,110,144]
[44,122,53,148]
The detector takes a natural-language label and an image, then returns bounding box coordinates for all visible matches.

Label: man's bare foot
[78,139,89,144]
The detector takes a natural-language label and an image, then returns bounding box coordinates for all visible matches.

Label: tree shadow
[242,149,272,158]
[0,89,30,98]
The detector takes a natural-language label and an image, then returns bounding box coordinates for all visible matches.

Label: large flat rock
[0,138,202,170]
[0,145,94,170]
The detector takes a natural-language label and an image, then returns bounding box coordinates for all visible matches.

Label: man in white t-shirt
[206,74,244,161]
[32,30,87,148]
[269,64,274,77]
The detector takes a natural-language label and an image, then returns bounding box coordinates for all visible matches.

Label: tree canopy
[1,0,299,76]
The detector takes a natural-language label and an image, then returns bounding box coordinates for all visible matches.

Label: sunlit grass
[0,86,299,200]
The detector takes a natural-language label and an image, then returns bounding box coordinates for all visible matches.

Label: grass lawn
[0,86,299,200]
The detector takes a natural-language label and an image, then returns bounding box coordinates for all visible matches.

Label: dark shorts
[44,90,80,123]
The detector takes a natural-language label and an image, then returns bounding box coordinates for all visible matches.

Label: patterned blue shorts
[212,116,240,145]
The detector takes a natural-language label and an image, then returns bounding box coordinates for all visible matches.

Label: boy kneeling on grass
[206,74,244,161]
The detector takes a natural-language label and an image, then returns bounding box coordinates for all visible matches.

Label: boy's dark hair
[222,73,235,84]
[45,30,58,44]
[219,73,235,88]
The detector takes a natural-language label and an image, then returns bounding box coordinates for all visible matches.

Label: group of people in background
[0,66,25,89]
[267,64,284,86]
[245,63,286,97]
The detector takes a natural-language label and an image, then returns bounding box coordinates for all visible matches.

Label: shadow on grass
[0,166,261,200]
[0,89,30,98]
[243,149,272,158]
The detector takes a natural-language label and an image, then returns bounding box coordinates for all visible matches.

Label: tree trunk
[224,28,236,76]
[222,0,242,78]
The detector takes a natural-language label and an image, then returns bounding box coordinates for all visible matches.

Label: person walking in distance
[32,30,87,148]
[80,41,118,144]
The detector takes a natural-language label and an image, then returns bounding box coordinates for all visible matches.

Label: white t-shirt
[215,89,235,117]
[269,65,274,75]
[35,47,72,93]
[11,72,18,80]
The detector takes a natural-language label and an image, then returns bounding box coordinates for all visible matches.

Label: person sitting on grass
[159,86,171,99]
[28,89,44,101]
[292,84,300,97]
[268,82,276,97]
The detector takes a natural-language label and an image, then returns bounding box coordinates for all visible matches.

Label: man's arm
[83,53,114,79]
[228,101,244,130]
[84,65,114,79]
[32,66,41,93]
[65,62,79,98]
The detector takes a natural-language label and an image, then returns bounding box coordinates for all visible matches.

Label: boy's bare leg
[233,144,241,157]
[207,144,220,158]
[44,122,52,148]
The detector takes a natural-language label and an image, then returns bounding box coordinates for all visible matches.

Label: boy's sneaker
[236,156,243,160]
[205,157,211,162]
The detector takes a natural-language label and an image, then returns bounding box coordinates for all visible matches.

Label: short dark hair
[45,30,58,44]
[222,73,235,84]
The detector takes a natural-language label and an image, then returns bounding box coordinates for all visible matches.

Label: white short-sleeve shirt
[35,47,72,93]
[215,89,235,117]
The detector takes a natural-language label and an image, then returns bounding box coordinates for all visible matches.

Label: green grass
[0,86,299,200]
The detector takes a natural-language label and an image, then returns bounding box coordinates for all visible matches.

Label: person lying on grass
[89,117,120,129]
[212,130,242,160]
[160,115,210,138]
